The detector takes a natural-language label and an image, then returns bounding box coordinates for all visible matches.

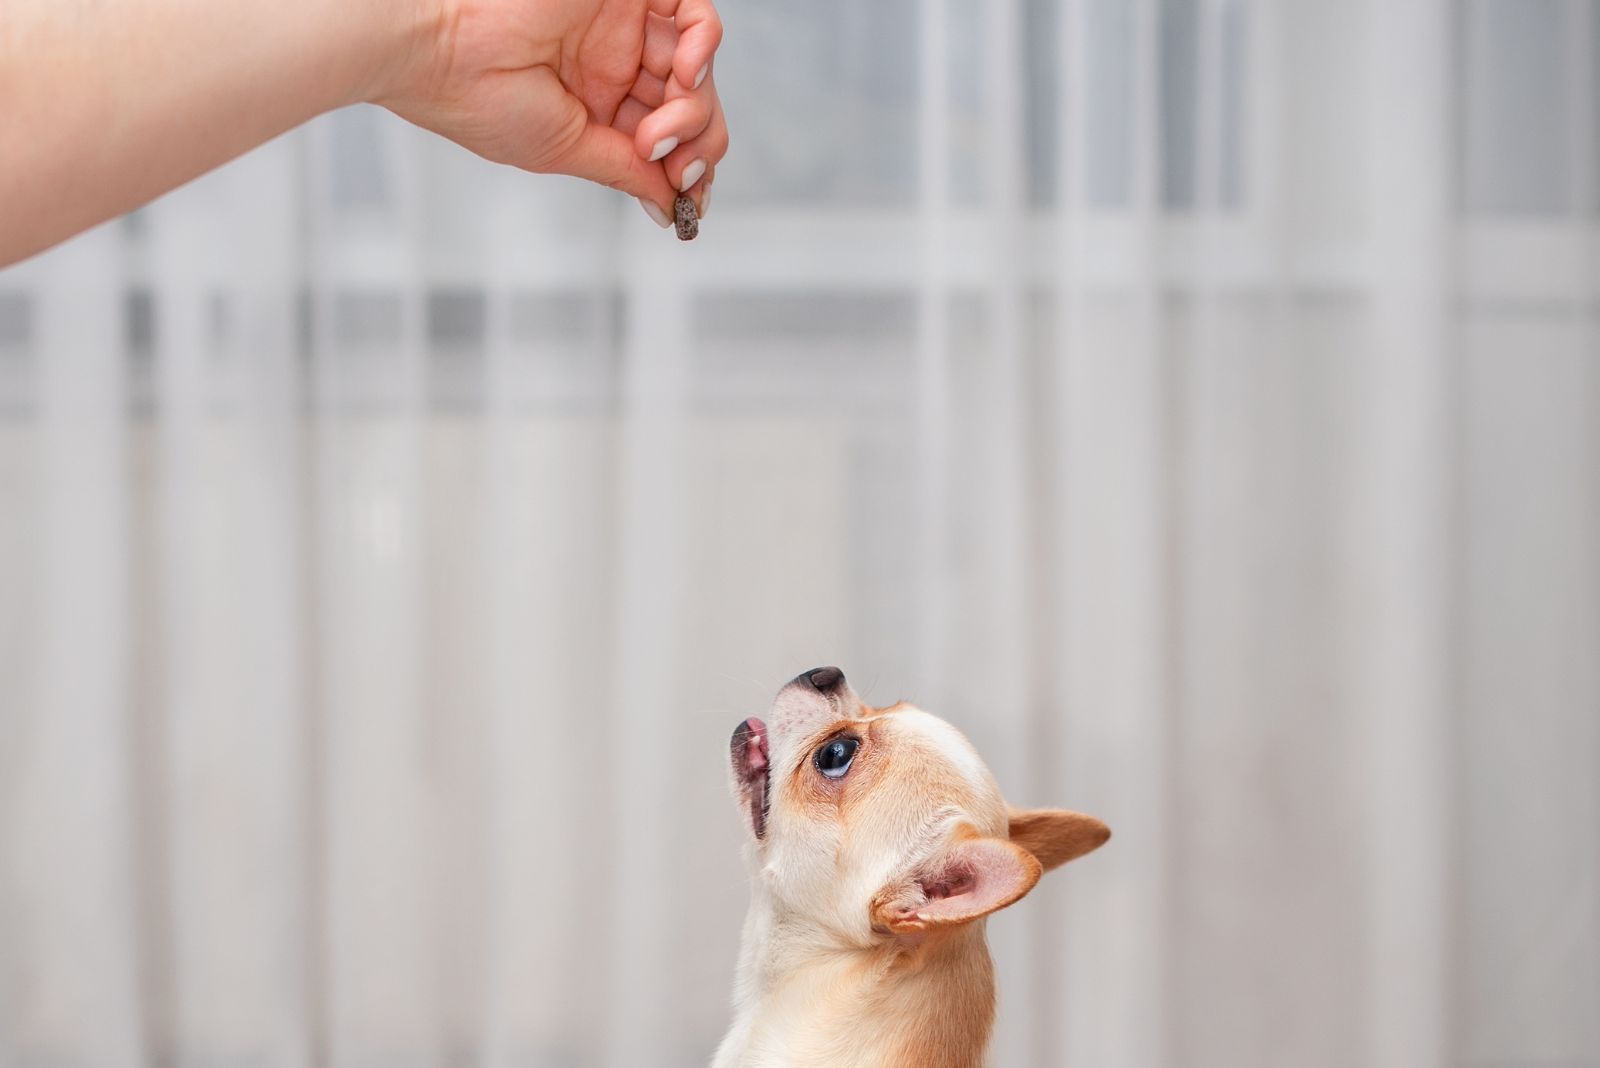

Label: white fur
[887,707,995,799]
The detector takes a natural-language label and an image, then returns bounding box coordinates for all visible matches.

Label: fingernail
[638,198,672,228]
[700,183,712,219]
[678,158,707,192]
[649,137,679,162]
[694,64,709,89]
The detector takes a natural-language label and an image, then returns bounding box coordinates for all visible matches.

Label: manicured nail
[700,183,712,219]
[694,64,709,89]
[649,136,679,162]
[678,158,707,192]
[638,198,672,228]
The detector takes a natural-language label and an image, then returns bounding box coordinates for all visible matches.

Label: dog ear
[870,833,1043,935]
[1007,808,1111,872]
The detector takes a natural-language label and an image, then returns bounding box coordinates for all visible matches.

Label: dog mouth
[730,717,771,840]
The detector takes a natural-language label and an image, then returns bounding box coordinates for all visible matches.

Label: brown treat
[674,195,699,241]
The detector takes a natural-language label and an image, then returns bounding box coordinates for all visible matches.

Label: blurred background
[2,0,1598,1065]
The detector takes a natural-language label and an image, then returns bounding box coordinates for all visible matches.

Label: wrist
[359,0,455,106]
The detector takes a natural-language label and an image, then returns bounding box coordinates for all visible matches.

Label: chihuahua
[714,667,1109,1068]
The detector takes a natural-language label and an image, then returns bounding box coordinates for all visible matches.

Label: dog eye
[814,737,859,779]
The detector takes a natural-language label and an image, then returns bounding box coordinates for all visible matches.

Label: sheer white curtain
[2,1,1598,1066]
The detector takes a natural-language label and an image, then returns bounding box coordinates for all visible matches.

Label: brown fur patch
[1007,807,1111,871]
[885,934,996,1068]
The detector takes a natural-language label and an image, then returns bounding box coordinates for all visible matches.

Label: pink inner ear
[912,837,1039,924]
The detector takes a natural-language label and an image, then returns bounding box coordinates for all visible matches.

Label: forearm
[0,0,436,267]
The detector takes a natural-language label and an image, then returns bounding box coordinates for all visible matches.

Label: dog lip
[730,717,771,839]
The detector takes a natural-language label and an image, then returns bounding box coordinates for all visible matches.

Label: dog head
[728,667,1109,946]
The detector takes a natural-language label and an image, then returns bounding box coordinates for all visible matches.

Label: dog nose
[796,666,845,692]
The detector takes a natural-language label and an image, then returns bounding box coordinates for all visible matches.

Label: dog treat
[674,195,699,241]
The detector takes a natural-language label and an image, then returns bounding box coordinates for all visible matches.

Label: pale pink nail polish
[638,198,672,228]
[678,159,707,192]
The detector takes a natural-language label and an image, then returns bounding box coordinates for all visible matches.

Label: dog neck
[713,904,996,1068]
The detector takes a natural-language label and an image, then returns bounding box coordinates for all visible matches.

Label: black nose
[796,666,845,692]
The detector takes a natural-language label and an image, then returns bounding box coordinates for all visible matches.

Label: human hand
[378,0,726,228]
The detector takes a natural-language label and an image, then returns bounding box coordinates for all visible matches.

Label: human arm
[0,0,726,267]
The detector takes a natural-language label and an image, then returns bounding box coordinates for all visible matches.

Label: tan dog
[714,667,1109,1068]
